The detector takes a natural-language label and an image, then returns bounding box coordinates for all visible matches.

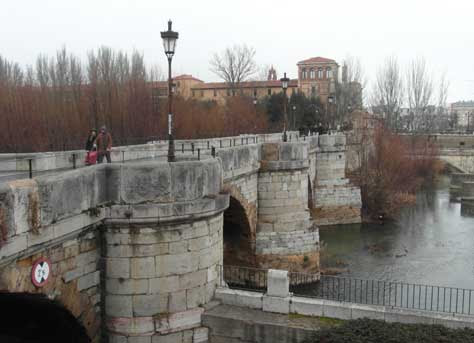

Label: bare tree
[406,57,433,131]
[210,44,257,89]
[251,64,274,81]
[371,56,404,129]
[336,55,366,123]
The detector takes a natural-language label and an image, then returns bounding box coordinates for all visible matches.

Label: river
[320,176,474,289]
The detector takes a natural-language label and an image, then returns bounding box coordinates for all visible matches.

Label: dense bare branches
[406,58,433,113]
[210,44,257,88]
[371,56,404,129]
[0,47,270,153]
[0,48,159,152]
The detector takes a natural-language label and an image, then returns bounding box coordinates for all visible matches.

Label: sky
[1,0,474,104]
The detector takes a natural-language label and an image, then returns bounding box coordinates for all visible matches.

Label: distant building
[451,101,474,128]
[152,56,362,106]
[296,56,338,103]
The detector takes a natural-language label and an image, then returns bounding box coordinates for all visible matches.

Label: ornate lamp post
[327,95,334,130]
[280,72,290,142]
[161,20,179,162]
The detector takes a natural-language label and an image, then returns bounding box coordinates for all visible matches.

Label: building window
[200,90,204,97]
[302,68,306,79]
[318,68,323,79]
[326,67,332,79]
[192,90,195,97]
[227,89,231,96]
[213,89,217,97]
[253,89,257,97]
[310,68,315,79]
[311,86,316,95]
[267,88,271,96]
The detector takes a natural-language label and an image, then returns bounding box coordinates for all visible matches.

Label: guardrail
[220,265,474,316]
[289,273,474,316]
[221,265,268,293]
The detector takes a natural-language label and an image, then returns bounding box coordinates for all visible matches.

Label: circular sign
[31,257,51,287]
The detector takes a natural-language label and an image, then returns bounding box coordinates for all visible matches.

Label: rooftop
[192,79,298,90]
[297,56,336,65]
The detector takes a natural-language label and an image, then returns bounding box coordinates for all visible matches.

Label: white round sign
[31,258,51,287]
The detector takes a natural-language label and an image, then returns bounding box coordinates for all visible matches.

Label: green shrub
[303,318,474,343]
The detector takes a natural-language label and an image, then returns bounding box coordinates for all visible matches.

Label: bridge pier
[102,161,228,342]
[256,142,319,273]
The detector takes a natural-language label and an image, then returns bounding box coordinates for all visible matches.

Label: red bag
[85,151,98,165]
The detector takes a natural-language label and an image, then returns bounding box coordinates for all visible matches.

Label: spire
[267,66,277,81]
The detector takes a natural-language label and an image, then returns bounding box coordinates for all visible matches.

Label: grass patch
[303,318,474,343]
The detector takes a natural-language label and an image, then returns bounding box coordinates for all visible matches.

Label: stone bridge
[402,133,474,173]
[0,132,361,342]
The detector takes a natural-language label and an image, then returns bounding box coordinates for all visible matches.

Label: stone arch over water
[0,292,90,343]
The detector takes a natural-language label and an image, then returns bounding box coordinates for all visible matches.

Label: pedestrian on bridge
[84,129,97,165]
[96,126,113,164]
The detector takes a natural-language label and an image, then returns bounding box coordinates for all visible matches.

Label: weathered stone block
[106,258,130,278]
[262,295,290,314]
[131,257,155,278]
[106,294,133,317]
[179,270,207,290]
[155,308,204,334]
[290,297,324,316]
[267,269,289,297]
[106,278,149,295]
[106,316,155,335]
[149,275,179,294]
[152,332,183,343]
[169,290,187,312]
[78,271,100,291]
[132,294,168,316]
[193,327,209,343]
[156,252,199,277]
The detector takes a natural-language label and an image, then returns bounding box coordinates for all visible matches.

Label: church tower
[267,66,277,81]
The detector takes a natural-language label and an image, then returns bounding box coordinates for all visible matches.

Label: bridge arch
[0,292,90,343]
[222,187,256,267]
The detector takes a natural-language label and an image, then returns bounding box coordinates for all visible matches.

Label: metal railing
[221,265,268,293]
[289,273,474,316]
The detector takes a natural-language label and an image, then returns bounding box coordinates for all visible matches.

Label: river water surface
[320,176,474,289]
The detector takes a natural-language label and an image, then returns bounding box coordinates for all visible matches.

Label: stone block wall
[0,159,227,343]
[104,214,223,342]
[0,228,102,342]
[256,142,319,273]
[312,134,362,225]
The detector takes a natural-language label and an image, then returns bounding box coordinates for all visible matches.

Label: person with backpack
[96,126,113,164]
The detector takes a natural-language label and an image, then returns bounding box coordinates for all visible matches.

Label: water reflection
[320,176,474,289]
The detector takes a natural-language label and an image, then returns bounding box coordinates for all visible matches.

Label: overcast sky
[2,0,473,103]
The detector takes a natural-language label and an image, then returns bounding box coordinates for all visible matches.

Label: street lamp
[161,20,179,162]
[280,72,290,142]
[326,95,334,130]
[292,105,296,130]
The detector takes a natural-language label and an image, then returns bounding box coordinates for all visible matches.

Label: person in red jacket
[96,126,113,163]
